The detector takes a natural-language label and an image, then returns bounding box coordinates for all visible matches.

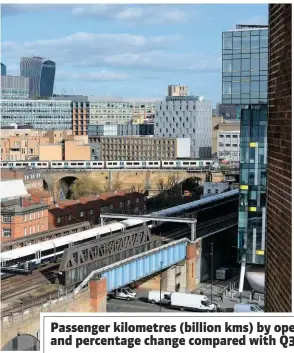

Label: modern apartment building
[0,129,90,161]
[1,63,6,76]
[20,56,56,98]
[1,75,29,99]
[0,99,72,130]
[90,136,190,161]
[168,85,188,97]
[0,134,50,161]
[217,131,240,163]
[88,123,154,137]
[222,24,269,268]
[0,180,49,242]
[155,94,212,158]
[265,4,292,312]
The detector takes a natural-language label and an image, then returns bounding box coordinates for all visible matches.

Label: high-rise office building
[222,25,269,295]
[265,4,292,312]
[20,56,56,98]
[1,63,7,76]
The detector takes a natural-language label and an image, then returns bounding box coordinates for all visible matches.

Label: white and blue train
[0,190,238,270]
[0,159,215,170]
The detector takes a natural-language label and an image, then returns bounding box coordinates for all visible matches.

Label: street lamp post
[210,242,214,303]
[159,260,163,312]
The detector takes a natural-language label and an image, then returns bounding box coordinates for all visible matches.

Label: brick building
[1,170,43,189]
[265,4,292,312]
[0,180,49,242]
[48,192,146,229]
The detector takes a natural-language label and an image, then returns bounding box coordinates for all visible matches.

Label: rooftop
[0,180,28,201]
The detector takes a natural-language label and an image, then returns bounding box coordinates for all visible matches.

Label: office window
[80,211,84,217]
[24,227,27,236]
[57,217,61,223]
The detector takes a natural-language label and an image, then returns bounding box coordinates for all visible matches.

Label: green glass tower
[222,25,268,267]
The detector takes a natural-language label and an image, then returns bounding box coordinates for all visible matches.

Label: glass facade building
[0,99,72,130]
[222,25,268,265]
[20,57,56,98]
[88,123,154,137]
[222,28,268,105]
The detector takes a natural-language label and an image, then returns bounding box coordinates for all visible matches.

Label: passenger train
[0,190,239,269]
[0,159,215,170]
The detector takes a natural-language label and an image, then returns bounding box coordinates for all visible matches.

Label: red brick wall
[265,3,292,312]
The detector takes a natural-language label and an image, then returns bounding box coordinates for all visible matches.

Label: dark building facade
[20,56,56,98]
[265,4,292,312]
[218,104,238,120]
[1,63,7,76]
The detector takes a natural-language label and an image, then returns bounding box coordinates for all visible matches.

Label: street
[107,288,264,312]
[107,291,174,312]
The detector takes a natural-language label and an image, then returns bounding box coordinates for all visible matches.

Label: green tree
[70,176,102,199]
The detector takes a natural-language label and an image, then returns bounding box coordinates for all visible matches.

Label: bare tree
[70,176,102,199]
[130,184,145,193]
[155,177,166,192]
[166,172,181,189]
[52,180,62,203]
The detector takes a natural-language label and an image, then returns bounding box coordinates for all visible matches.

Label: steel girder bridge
[59,225,159,286]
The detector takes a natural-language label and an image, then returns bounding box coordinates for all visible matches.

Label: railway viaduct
[43,170,225,199]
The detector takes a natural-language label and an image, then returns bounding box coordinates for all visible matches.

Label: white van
[148,291,172,305]
[170,292,216,312]
[234,303,264,312]
[108,287,136,301]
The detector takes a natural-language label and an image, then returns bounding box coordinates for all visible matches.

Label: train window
[191,162,196,165]
[23,163,29,166]
[78,163,84,165]
[71,163,77,165]
[206,162,211,165]
[154,162,159,165]
[169,162,173,165]
[109,163,113,165]
[37,163,42,166]
[93,163,97,165]
[52,163,57,166]
[134,162,139,165]
[98,162,103,165]
[57,163,62,166]
[16,163,21,166]
[113,162,118,165]
[183,162,189,165]
[163,162,168,165]
[42,163,47,166]
[126,162,132,165]
[149,162,154,165]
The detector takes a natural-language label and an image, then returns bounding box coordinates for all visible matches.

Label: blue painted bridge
[75,238,189,294]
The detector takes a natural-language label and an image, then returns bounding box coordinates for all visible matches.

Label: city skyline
[2,3,268,104]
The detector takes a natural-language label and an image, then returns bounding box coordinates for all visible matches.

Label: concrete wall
[64,140,91,160]
[39,144,62,161]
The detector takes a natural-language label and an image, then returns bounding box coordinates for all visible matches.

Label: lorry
[148,290,172,305]
[170,292,217,312]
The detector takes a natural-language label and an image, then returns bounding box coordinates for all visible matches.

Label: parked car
[170,292,217,312]
[234,303,264,312]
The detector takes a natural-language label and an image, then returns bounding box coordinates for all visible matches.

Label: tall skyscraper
[222,24,269,294]
[20,56,56,98]
[265,4,292,312]
[1,63,7,76]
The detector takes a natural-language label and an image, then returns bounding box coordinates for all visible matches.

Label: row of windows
[219,134,239,138]
[1,211,46,223]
